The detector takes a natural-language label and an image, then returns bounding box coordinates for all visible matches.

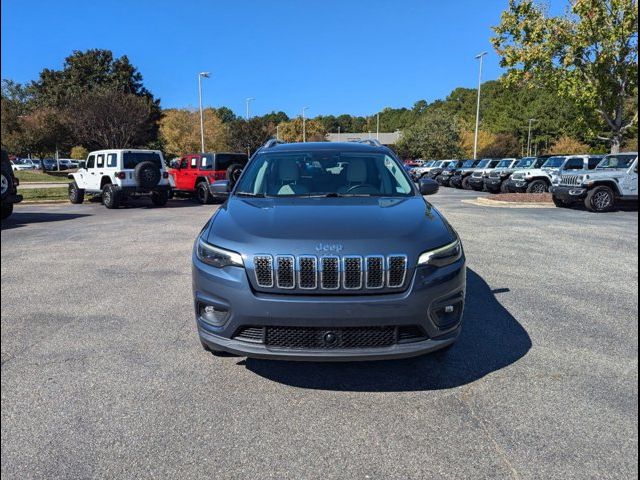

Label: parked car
[482,158,519,193]
[167,152,248,204]
[196,139,464,360]
[467,159,501,191]
[426,160,455,181]
[435,160,465,186]
[449,160,482,189]
[551,152,638,212]
[42,158,67,171]
[409,160,435,180]
[1,150,23,219]
[68,149,171,208]
[58,159,79,169]
[505,154,602,193]
[10,159,38,171]
[413,160,445,180]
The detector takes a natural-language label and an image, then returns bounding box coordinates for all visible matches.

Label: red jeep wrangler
[168,152,248,204]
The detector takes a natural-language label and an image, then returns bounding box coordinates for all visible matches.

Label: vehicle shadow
[1,212,92,230]
[116,198,220,209]
[242,269,531,392]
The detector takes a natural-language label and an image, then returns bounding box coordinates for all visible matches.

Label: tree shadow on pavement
[1,212,92,231]
[243,269,531,392]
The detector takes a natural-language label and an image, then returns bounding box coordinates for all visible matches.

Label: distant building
[326,131,402,146]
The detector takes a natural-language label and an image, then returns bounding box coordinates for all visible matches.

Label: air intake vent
[321,256,340,290]
[298,256,318,289]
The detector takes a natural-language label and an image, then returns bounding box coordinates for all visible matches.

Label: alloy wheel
[593,191,612,211]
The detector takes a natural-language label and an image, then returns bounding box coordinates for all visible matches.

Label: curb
[20,199,69,205]
[462,198,555,209]
[20,182,68,185]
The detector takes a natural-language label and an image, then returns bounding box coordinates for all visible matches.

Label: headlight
[196,236,244,268]
[578,174,589,184]
[418,239,463,267]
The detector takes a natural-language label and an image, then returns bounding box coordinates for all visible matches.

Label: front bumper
[484,178,505,190]
[467,177,485,189]
[504,179,529,193]
[550,186,587,201]
[193,254,466,361]
[449,175,463,188]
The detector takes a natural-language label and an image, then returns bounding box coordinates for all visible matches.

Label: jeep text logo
[315,243,343,253]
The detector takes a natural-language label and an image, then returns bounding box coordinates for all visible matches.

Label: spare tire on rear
[226,163,244,188]
[134,161,161,189]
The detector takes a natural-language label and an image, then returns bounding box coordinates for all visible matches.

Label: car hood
[574,169,629,181]
[206,196,457,260]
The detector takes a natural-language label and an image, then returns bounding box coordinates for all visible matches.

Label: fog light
[199,303,230,327]
[444,305,455,313]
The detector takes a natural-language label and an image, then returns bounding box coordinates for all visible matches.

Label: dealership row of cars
[10,158,79,171]
[408,152,639,212]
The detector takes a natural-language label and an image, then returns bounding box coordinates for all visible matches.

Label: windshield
[597,153,637,169]
[423,161,435,167]
[515,157,536,168]
[476,160,491,168]
[446,162,459,170]
[461,160,476,168]
[123,152,163,169]
[496,159,513,168]
[542,156,565,169]
[235,151,414,197]
[432,161,444,168]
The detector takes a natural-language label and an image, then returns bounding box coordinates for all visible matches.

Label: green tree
[160,108,229,157]
[227,118,275,155]
[70,146,89,160]
[396,112,463,159]
[278,118,326,142]
[493,0,639,153]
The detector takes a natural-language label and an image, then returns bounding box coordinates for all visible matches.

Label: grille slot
[321,256,340,289]
[561,175,580,186]
[388,255,408,288]
[234,326,265,343]
[298,256,318,289]
[343,256,363,289]
[397,325,428,343]
[276,256,295,289]
[265,326,396,349]
[366,256,384,289]
[254,255,274,287]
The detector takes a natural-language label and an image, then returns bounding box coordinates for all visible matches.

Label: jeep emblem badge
[315,243,343,253]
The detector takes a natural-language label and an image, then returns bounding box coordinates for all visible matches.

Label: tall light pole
[376,113,380,140]
[527,118,537,156]
[245,97,254,120]
[302,106,309,142]
[473,52,488,160]
[198,72,210,153]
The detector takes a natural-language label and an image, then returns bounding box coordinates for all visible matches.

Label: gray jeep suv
[192,141,466,361]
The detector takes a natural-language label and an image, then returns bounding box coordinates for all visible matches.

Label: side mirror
[210,180,230,197]
[419,178,439,196]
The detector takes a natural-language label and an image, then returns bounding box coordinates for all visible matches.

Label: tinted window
[180,158,188,169]
[597,154,637,169]
[215,154,248,171]
[87,155,95,169]
[489,160,500,168]
[588,157,602,169]
[563,158,584,170]
[122,152,162,169]
[107,153,117,167]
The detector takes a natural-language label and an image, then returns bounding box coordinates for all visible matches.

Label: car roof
[265,142,389,154]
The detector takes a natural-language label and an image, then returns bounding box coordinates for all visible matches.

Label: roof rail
[353,139,383,147]
[261,138,286,149]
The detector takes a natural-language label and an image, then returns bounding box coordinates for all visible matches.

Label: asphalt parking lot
[1,188,638,480]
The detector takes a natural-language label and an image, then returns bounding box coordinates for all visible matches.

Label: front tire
[585,186,615,212]
[102,184,121,209]
[68,181,85,204]
[151,189,169,207]
[553,197,569,208]
[526,180,548,194]
[1,203,13,220]
[500,181,510,193]
[461,177,473,190]
[195,182,211,204]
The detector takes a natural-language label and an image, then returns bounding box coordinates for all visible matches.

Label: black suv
[1,150,23,219]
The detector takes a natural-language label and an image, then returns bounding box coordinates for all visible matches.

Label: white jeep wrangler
[68,149,171,209]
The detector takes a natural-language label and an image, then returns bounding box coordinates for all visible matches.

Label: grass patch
[15,170,72,183]
[21,187,68,201]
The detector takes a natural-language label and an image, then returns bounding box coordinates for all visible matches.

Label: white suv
[68,149,171,209]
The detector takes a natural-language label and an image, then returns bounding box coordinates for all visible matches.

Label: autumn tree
[493,0,639,153]
[547,135,592,154]
[396,113,463,159]
[227,118,275,156]
[160,108,229,157]
[277,118,326,142]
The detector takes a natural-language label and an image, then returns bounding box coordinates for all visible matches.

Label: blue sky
[1,0,567,118]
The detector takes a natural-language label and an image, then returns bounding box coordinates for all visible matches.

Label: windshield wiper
[235,192,266,197]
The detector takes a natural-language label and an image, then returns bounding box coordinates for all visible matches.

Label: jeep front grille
[253,254,409,291]
[561,175,580,186]
[472,171,483,178]
[489,171,501,178]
